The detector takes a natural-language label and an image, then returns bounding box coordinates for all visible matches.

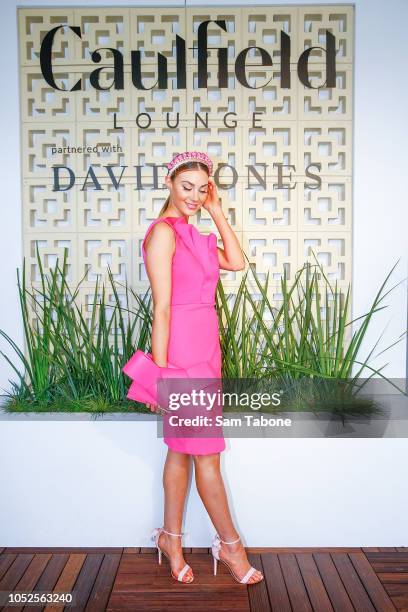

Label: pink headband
[166,151,213,177]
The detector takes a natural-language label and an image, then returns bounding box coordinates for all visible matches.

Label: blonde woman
[124,152,263,586]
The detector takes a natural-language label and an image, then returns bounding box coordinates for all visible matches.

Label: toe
[249,570,263,583]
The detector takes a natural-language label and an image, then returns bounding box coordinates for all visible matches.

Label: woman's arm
[204,178,246,271]
[143,222,175,368]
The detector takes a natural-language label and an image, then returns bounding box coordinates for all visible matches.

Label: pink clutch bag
[122,349,218,406]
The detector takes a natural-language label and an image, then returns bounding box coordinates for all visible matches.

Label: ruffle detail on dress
[122,349,218,405]
[143,217,217,275]
[170,222,218,302]
[172,220,217,276]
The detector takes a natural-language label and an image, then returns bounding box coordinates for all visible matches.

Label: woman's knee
[193,453,220,471]
[167,449,192,464]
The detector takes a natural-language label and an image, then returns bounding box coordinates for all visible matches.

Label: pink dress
[123,215,226,455]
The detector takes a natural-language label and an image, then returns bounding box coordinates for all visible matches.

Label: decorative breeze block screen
[19,6,353,313]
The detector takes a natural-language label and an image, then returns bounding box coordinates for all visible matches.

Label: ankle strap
[217,533,240,545]
[162,527,187,537]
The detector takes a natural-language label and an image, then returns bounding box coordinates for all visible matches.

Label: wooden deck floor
[0,546,407,611]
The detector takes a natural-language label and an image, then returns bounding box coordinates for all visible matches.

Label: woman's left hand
[202,178,223,215]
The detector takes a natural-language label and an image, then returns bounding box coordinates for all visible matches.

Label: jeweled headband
[166,151,213,177]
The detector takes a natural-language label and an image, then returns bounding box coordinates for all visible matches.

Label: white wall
[0,0,407,547]
[1,419,407,547]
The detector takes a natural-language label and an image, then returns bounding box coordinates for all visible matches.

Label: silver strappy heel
[151,527,194,583]
[211,532,263,584]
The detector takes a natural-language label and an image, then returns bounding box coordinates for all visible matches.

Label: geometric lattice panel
[19,6,353,307]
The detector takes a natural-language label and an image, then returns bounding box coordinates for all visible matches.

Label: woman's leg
[193,453,263,584]
[159,448,194,582]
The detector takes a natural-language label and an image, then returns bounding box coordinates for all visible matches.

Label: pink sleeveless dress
[123,215,226,455]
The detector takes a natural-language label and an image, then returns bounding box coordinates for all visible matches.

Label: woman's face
[165,169,209,217]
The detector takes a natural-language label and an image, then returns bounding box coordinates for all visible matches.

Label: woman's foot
[219,538,263,584]
[158,530,194,583]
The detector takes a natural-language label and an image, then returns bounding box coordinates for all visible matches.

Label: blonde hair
[158,161,210,217]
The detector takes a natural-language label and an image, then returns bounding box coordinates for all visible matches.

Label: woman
[124,151,264,586]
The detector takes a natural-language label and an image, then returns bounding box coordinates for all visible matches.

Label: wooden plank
[313,553,354,612]
[28,553,69,594]
[0,554,17,581]
[86,553,122,612]
[2,554,51,612]
[140,548,156,554]
[22,553,69,612]
[191,548,209,554]
[381,585,408,610]
[138,546,196,554]
[108,585,251,611]
[13,553,51,590]
[2,546,366,555]
[246,553,270,611]
[247,547,360,554]
[123,548,140,554]
[4,547,122,554]
[331,553,376,612]
[0,555,34,591]
[296,553,334,611]
[388,594,408,609]
[279,553,313,612]
[116,553,158,578]
[43,553,86,612]
[141,546,362,554]
[107,592,250,611]
[349,552,396,612]
[365,553,408,563]
[371,563,408,573]
[260,553,291,612]
[69,553,104,611]
[363,548,380,552]
[379,548,398,552]
[377,572,408,583]
[382,584,408,596]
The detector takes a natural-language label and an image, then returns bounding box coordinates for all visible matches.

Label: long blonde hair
[158,161,210,217]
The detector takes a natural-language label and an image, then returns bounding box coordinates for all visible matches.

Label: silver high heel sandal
[151,527,194,583]
[211,533,264,584]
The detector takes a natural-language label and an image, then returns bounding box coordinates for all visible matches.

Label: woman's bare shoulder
[144,219,176,251]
